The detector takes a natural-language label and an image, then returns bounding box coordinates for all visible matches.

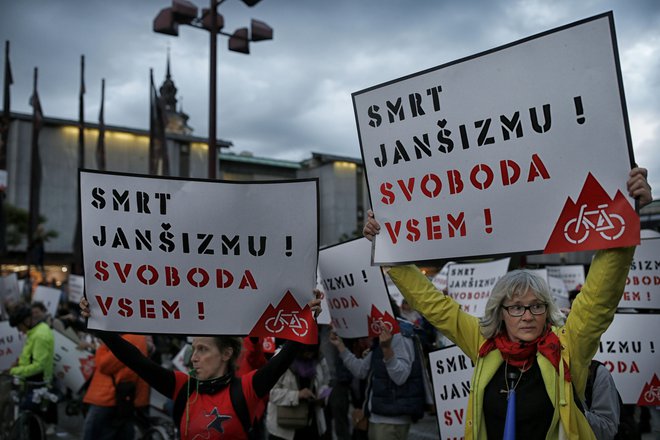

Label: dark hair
[9,305,32,327]
[212,336,243,370]
[31,301,48,313]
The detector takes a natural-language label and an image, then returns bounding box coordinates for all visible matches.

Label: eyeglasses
[501,303,547,317]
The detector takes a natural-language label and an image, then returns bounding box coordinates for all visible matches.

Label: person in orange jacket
[82,334,150,440]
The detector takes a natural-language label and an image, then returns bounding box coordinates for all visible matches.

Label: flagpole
[27,67,43,296]
[72,55,86,275]
[0,40,13,258]
[96,78,105,170]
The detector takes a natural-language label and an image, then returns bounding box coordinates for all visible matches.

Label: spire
[158,51,193,135]
[159,48,178,112]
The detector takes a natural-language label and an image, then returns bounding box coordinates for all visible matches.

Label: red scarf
[478,328,571,381]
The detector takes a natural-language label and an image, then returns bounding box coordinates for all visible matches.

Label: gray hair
[478,269,565,339]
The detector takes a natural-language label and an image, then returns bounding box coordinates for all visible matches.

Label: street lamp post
[153,0,273,179]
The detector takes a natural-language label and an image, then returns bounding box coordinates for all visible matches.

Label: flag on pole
[78,55,85,170]
[27,67,44,268]
[96,78,105,170]
[0,40,13,256]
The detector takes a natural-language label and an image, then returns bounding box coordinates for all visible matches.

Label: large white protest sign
[81,170,319,342]
[33,285,62,317]
[621,237,660,309]
[593,313,660,405]
[318,238,397,338]
[353,13,638,265]
[429,345,474,439]
[446,258,509,317]
[0,321,25,371]
[67,274,85,304]
[546,265,585,292]
[53,330,95,393]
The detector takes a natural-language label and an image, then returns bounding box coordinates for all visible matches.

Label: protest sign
[429,345,474,439]
[80,170,319,343]
[0,273,20,319]
[67,274,85,304]
[53,330,95,393]
[32,285,61,317]
[0,321,25,371]
[548,276,570,310]
[446,258,510,317]
[432,262,454,292]
[172,343,191,373]
[353,12,638,264]
[593,313,660,405]
[546,265,585,291]
[621,237,660,309]
[318,238,397,338]
[314,269,332,326]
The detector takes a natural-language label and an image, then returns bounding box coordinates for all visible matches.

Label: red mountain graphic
[637,374,660,406]
[367,305,400,338]
[544,173,639,254]
[249,291,318,344]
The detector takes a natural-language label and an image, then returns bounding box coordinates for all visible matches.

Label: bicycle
[264,309,310,337]
[0,374,57,440]
[563,202,625,244]
[134,405,177,440]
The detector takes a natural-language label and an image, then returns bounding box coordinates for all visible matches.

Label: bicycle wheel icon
[563,218,589,244]
[264,315,285,334]
[291,318,309,338]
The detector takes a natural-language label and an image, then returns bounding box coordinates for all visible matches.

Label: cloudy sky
[1,0,658,191]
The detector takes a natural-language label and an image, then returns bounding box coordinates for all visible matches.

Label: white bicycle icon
[370,319,394,335]
[563,203,625,244]
[264,309,309,337]
[643,385,660,404]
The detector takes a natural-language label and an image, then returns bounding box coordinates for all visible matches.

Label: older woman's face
[501,289,547,343]
[190,337,231,380]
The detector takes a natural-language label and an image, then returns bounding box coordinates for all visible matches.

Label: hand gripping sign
[353,12,638,264]
[318,238,399,339]
[80,170,319,343]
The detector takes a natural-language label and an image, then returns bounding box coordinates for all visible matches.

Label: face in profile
[190,337,231,380]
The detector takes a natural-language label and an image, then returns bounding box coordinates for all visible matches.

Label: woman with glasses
[363,167,652,439]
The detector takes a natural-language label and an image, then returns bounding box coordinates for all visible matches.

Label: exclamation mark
[650,341,655,353]
[648,292,652,302]
[484,208,493,234]
[285,236,292,257]
[342,317,348,328]
[362,270,368,283]
[197,302,205,320]
[574,96,586,125]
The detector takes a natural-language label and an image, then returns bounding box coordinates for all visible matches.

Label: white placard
[354,13,637,264]
[429,345,474,439]
[0,321,26,371]
[431,262,454,292]
[621,237,660,309]
[446,258,510,317]
[67,274,85,304]
[81,170,318,339]
[546,265,585,292]
[172,343,191,373]
[593,314,660,405]
[32,285,61,317]
[0,273,21,319]
[548,276,570,310]
[52,330,95,393]
[318,238,396,338]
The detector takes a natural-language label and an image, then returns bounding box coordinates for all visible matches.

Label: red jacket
[83,334,150,407]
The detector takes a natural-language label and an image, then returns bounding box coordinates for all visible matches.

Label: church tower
[159,51,193,135]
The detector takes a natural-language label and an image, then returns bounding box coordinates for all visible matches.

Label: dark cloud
[1,0,658,189]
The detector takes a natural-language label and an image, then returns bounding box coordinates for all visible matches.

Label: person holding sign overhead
[363,168,651,439]
[80,292,323,440]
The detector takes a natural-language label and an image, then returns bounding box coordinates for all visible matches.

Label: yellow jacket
[388,247,634,439]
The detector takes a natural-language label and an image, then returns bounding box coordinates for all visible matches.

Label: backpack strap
[585,359,601,409]
[229,376,252,436]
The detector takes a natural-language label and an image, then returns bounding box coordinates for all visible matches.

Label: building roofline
[9,111,233,149]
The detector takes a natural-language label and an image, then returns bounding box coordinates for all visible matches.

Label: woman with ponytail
[80,292,323,440]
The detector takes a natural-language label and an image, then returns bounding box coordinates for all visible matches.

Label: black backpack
[585,360,641,440]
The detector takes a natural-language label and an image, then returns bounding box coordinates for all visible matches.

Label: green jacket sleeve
[388,264,483,361]
[564,246,635,395]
